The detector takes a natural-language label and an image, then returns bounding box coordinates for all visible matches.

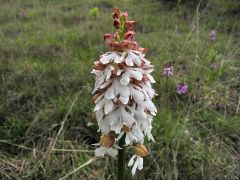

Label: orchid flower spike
[163,64,174,77]
[91,7,157,176]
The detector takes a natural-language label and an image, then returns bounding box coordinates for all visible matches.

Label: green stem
[117,134,125,180]
[165,76,169,111]
[118,17,125,42]
[165,76,168,93]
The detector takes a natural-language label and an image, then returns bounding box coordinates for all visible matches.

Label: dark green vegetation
[0,0,239,179]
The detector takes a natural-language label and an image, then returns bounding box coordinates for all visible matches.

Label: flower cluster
[177,82,188,95]
[209,30,216,42]
[103,8,147,53]
[91,8,157,176]
[163,65,174,77]
[162,64,188,95]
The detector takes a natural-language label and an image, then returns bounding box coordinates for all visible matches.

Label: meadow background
[0,0,239,179]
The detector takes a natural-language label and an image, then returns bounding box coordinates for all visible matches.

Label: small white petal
[125,53,134,66]
[145,68,154,74]
[99,118,111,133]
[119,96,129,104]
[142,83,155,99]
[96,109,104,122]
[147,74,156,83]
[147,133,155,142]
[130,69,143,81]
[142,57,151,65]
[106,148,118,157]
[144,100,157,113]
[92,143,101,146]
[117,70,123,76]
[100,54,111,64]
[135,105,147,120]
[99,52,117,64]
[104,86,115,99]
[104,100,114,114]
[95,147,106,157]
[112,122,123,134]
[130,51,142,66]
[115,51,126,63]
[108,111,119,126]
[120,106,135,127]
[141,120,149,131]
[136,156,143,170]
[92,75,105,93]
[117,83,130,100]
[125,134,132,145]
[94,98,105,112]
[109,65,115,71]
[132,159,138,176]
[104,68,112,80]
[116,132,125,141]
[91,69,100,75]
[113,97,118,103]
[132,125,144,143]
[108,110,123,133]
[131,87,144,104]
[114,54,123,63]
[99,80,112,89]
[120,72,130,85]
[128,155,136,167]
[126,103,136,114]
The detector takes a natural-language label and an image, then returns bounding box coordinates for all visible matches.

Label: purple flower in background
[163,65,174,76]
[209,30,216,42]
[177,82,188,95]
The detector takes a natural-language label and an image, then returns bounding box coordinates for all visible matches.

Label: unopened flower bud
[130,41,138,49]
[113,18,120,29]
[125,20,136,30]
[124,30,135,41]
[135,144,148,157]
[112,8,121,19]
[104,34,114,44]
[120,40,137,50]
[137,47,148,54]
[100,134,115,148]
[122,12,128,20]
[111,41,121,51]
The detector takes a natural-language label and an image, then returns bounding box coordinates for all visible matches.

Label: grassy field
[0,0,239,179]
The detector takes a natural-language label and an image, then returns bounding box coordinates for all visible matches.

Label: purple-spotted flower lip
[209,30,216,41]
[163,65,174,77]
[177,82,188,94]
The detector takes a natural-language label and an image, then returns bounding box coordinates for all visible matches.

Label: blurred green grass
[0,0,239,179]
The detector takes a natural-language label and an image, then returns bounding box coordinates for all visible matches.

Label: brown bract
[100,134,115,148]
[135,144,148,157]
